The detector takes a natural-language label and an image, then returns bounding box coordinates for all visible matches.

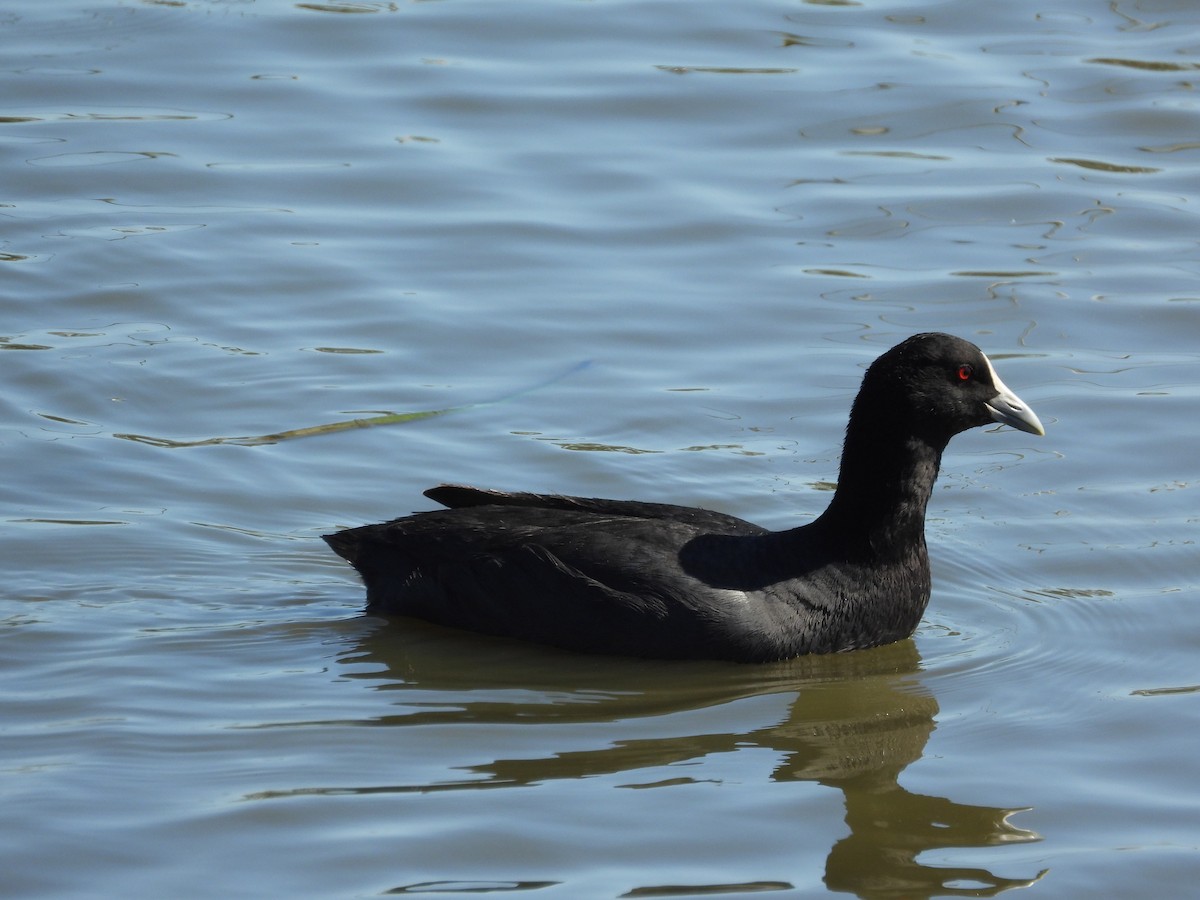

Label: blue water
[3,1,1199,897]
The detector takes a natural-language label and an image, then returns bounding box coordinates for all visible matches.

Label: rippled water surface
[4,0,1199,897]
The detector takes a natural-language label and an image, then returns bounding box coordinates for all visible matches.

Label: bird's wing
[423,483,767,535]
[336,516,745,657]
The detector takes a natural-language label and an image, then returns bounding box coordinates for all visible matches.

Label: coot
[325,333,1044,662]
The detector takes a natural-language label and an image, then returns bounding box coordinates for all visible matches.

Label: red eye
[956,364,973,382]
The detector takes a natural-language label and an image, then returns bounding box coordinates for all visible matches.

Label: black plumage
[324,333,1044,662]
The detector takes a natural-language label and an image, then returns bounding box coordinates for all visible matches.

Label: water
[3,0,1199,896]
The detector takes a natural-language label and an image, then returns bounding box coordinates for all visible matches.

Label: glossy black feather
[324,333,1044,662]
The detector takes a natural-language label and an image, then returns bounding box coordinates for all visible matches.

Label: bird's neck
[816,418,945,556]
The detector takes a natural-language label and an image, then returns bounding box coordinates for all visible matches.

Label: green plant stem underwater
[113,361,592,449]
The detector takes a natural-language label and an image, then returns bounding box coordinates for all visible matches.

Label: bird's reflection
[335,618,1045,899]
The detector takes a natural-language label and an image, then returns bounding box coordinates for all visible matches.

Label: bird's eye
[956,364,974,382]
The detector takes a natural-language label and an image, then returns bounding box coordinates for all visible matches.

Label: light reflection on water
[3,0,1200,896]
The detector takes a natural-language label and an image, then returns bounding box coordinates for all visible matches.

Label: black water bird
[324,333,1044,662]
